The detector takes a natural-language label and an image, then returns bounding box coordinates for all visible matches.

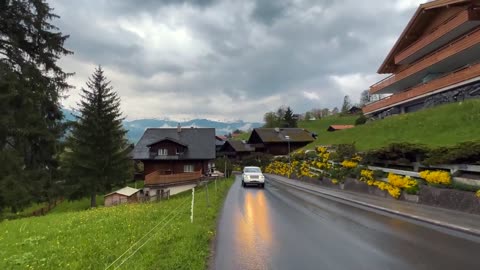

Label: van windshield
[244,168,261,173]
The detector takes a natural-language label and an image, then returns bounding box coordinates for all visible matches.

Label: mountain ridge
[62,109,262,143]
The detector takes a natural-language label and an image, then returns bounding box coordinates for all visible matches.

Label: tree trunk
[90,192,97,208]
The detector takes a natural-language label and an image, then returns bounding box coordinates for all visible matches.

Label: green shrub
[355,114,367,126]
[330,143,357,162]
[423,141,480,165]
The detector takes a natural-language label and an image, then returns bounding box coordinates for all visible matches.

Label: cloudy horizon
[52,0,426,122]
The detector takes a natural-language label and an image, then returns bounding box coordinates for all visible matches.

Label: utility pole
[285,135,291,178]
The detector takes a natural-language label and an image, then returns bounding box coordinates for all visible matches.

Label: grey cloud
[51,0,419,121]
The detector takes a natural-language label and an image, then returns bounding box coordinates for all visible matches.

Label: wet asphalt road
[212,176,480,270]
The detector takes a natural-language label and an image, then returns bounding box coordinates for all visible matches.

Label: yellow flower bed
[331,179,339,185]
[359,169,401,199]
[341,160,358,169]
[419,170,451,185]
[387,173,417,189]
[360,169,374,182]
[476,190,480,198]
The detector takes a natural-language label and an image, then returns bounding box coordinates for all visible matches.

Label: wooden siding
[144,170,202,186]
[143,160,207,176]
[371,27,480,94]
[364,61,480,114]
[148,140,186,157]
[395,9,476,65]
[104,193,138,207]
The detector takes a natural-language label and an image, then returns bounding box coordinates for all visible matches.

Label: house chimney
[177,123,181,133]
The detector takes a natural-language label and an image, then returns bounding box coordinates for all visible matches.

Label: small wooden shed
[104,187,140,207]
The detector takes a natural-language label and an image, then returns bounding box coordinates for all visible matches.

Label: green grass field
[300,99,480,151]
[0,178,234,270]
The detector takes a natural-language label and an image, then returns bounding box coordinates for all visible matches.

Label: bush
[330,143,356,162]
[423,141,480,165]
[215,157,233,177]
[239,153,274,169]
[363,143,429,165]
[355,114,367,126]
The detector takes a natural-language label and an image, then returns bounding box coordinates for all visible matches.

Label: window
[158,148,168,156]
[176,147,185,155]
[184,165,194,172]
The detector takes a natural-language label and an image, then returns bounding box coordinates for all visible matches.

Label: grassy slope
[49,180,144,215]
[0,178,234,270]
[300,99,480,151]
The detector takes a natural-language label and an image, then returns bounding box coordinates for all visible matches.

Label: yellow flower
[419,170,451,185]
[341,160,358,169]
[331,179,339,185]
[387,173,417,189]
[476,190,480,198]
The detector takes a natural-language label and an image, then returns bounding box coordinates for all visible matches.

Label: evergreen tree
[341,95,352,114]
[341,95,352,113]
[0,0,72,212]
[63,67,132,207]
[283,107,297,128]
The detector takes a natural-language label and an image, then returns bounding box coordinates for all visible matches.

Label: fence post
[191,187,195,223]
[205,181,210,208]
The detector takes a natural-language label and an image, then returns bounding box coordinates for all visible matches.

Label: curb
[267,175,480,237]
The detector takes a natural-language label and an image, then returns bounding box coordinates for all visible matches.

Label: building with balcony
[132,126,215,196]
[364,0,480,118]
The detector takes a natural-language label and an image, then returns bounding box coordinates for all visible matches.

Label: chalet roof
[105,186,139,197]
[378,0,472,73]
[146,137,188,147]
[250,128,315,143]
[132,128,216,160]
[327,125,355,131]
[223,140,255,152]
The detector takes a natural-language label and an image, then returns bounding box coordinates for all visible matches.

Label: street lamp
[285,135,291,178]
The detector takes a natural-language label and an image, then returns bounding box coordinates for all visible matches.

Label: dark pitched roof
[132,128,215,160]
[224,140,255,152]
[251,128,315,143]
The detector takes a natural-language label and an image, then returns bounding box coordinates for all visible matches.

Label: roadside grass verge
[0,177,234,270]
[300,99,480,151]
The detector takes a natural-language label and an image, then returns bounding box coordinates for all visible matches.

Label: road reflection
[234,188,273,268]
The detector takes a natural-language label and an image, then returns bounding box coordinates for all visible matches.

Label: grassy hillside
[300,99,480,151]
[0,178,234,269]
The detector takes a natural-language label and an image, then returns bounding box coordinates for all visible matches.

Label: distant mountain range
[62,109,262,143]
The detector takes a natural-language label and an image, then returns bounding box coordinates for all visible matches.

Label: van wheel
[242,181,246,187]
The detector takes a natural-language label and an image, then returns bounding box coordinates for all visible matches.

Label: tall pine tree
[63,67,132,207]
[0,0,72,213]
[283,107,297,128]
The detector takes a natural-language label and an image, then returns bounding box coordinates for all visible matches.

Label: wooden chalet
[364,0,480,118]
[218,140,255,160]
[247,128,315,155]
[132,126,215,196]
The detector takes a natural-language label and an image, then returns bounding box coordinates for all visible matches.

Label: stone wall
[291,175,480,215]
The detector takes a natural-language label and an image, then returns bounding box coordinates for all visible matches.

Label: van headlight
[260,175,265,180]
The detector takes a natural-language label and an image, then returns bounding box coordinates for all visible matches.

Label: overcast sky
[51,0,426,122]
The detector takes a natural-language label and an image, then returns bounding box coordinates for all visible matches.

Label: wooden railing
[364,61,480,114]
[395,9,473,65]
[371,27,480,94]
[145,170,202,186]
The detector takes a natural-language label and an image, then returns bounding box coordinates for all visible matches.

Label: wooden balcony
[364,62,480,114]
[371,27,480,94]
[145,170,202,186]
[395,9,480,65]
